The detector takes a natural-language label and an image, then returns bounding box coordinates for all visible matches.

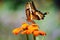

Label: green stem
[33,35,36,40]
[26,34,29,40]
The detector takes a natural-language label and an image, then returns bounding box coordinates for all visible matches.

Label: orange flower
[21,22,29,29]
[12,22,46,36]
[39,30,46,36]
[21,30,32,34]
[33,31,40,36]
[33,30,46,36]
[25,30,32,34]
[12,28,22,35]
[20,24,39,35]
[21,30,27,34]
[28,24,39,32]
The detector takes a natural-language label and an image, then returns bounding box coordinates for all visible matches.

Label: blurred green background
[0,0,60,40]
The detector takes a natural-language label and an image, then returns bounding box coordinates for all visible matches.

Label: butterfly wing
[25,1,47,22]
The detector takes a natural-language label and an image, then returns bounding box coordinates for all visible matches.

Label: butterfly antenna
[44,12,49,15]
[44,12,47,15]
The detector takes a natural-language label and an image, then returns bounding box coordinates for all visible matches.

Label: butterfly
[25,1,47,23]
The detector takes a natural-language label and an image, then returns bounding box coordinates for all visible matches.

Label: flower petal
[21,23,29,29]
[39,30,46,36]
[12,28,22,35]
[33,31,40,36]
